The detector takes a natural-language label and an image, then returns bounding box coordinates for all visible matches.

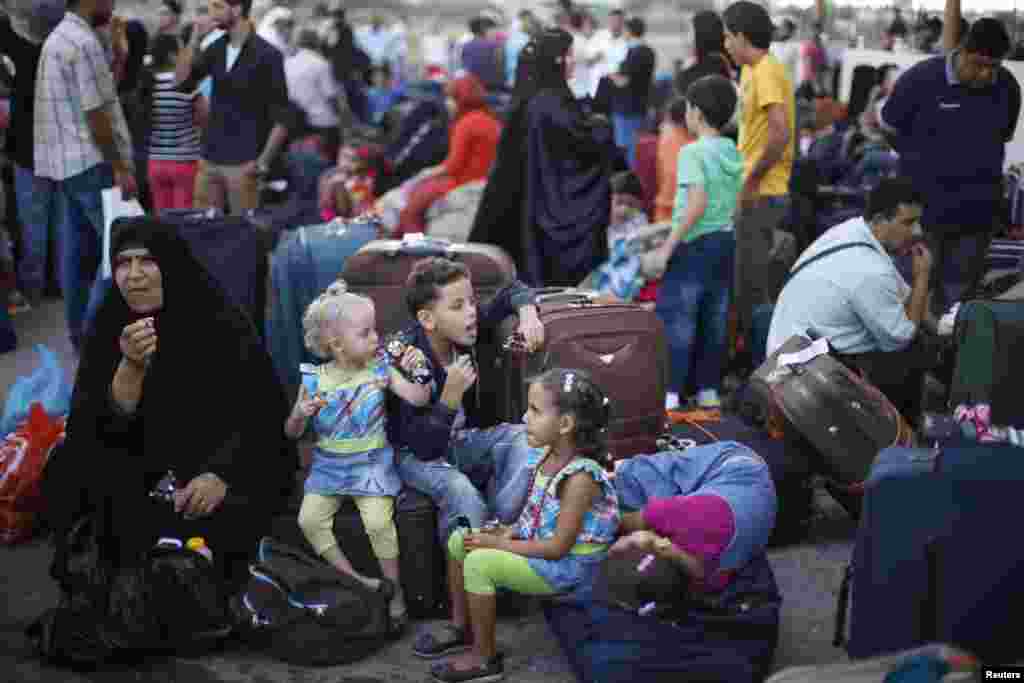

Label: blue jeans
[14,165,59,300]
[612,113,645,168]
[55,163,114,348]
[397,423,539,541]
[656,231,736,395]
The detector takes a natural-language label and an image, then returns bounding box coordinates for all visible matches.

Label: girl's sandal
[412,624,472,659]
[430,653,505,683]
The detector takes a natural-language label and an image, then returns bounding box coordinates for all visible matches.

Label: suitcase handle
[386,232,454,258]
[533,287,598,306]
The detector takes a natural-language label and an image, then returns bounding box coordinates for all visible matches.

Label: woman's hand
[610,530,659,555]
[174,473,228,519]
[120,317,157,368]
[516,305,545,353]
[463,531,508,552]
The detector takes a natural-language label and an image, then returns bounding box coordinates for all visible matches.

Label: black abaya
[45,218,295,585]
[469,89,615,287]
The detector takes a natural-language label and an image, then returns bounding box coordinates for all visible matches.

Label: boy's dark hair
[692,10,726,62]
[180,22,193,46]
[149,33,181,70]
[666,94,688,125]
[865,176,924,223]
[469,16,488,36]
[405,258,473,318]
[625,16,646,37]
[226,0,254,19]
[611,171,645,199]
[529,368,611,460]
[163,0,182,16]
[964,17,1011,59]
[685,75,737,131]
[609,9,624,18]
[723,1,774,50]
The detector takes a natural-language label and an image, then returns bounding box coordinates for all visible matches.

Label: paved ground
[0,300,855,681]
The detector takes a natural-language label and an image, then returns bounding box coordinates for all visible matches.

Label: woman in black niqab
[45,218,295,586]
[468,28,616,287]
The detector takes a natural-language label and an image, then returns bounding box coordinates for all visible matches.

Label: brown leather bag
[495,288,669,462]
[341,235,516,336]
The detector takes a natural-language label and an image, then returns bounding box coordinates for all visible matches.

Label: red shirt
[442,109,502,191]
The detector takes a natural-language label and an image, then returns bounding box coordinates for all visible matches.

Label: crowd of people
[0,0,1021,679]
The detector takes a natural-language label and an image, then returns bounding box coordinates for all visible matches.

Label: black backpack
[28,516,233,669]
[232,537,393,666]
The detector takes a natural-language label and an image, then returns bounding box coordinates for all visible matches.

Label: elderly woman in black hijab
[468,28,617,287]
[44,217,295,587]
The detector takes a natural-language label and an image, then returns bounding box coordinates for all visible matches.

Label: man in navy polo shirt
[882,18,1020,311]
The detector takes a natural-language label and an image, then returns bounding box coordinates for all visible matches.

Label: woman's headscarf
[446,74,490,122]
[469,27,613,286]
[58,219,295,528]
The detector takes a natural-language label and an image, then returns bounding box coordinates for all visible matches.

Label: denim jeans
[397,423,539,541]
[13,165,58,301]
[656,230,736,395]
[55,163,114,348]
[612,113,645,169]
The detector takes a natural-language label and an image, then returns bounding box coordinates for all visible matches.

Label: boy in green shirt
[647,75,743,410]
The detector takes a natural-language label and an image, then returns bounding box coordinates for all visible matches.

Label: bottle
[186,537,213,562]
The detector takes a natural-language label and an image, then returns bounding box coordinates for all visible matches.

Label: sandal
[430,653,505,683]
[412,624,472,659]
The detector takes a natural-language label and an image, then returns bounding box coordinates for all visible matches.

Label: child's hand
[463,532,506,552]
[398,346,427,376]
[610,530,658,555]
[295,386,326,418]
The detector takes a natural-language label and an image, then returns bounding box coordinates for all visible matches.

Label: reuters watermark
[985,668,1024,680]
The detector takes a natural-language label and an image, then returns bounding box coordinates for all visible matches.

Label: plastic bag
[0,402,66,543]
[0,344,71,437]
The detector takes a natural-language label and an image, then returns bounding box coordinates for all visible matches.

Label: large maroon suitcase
[340,234,516,336]
[496,289,669,461]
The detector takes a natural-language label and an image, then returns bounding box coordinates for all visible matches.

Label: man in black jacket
[385,258,543,542]
[610,16,655,166]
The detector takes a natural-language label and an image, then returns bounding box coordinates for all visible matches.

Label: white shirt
[285,47,340,129]
[355,25,403,68]
[767,216,916,356]
[588,28,629,97]
[226,43,240,71]
[34,12,133,181]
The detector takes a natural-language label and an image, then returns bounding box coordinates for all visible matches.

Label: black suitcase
[270,487,447,619]
[665,412,814,547]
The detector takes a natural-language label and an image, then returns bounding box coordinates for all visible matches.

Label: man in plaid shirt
[34,0,136,350]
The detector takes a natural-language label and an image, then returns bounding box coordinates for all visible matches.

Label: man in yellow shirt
[723,1,796,339]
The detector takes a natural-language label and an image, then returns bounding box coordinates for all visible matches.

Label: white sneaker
[665,392,681,411]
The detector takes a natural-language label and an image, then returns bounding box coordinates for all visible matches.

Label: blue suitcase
[837,443,1024,662]
[266,217,379,398]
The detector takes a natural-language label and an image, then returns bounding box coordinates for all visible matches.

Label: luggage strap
[786,241,877,286]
